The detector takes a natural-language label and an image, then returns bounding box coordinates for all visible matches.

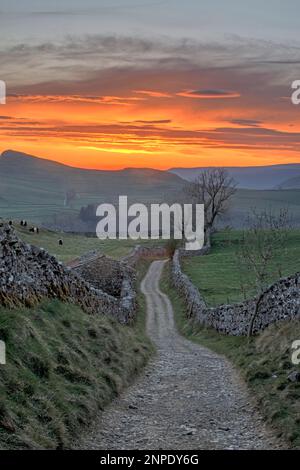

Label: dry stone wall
[172,249,300,335]
[0,224,133,323]
[69,252,130,297]
[69,251,137,317]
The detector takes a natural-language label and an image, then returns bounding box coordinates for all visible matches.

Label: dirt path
[77,260,281,450]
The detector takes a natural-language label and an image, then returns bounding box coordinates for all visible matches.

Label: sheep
[29,226,39,233]
[58,239,63,246]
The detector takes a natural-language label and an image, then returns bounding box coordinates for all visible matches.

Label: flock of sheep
[10,220,64,245]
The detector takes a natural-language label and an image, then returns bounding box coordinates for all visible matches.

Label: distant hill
[169,164,300,190]
[0,150,184,197]
[277,175,300,189]
[0,150,185,224]
[1,150,300,229]
[225,188,300,228]
[168,164,300,227]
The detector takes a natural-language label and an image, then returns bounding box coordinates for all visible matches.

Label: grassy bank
[16,225,163,263]
[161,263,300,449]
[182,229,300,306]
[0,267,153,449]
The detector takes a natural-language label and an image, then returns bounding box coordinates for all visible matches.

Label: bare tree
[64,189,77,208]
[236,208,291,336]
[185,168,236,247]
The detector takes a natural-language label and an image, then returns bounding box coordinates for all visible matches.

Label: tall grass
[0,296,153,449]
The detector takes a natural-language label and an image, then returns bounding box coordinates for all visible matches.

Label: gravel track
[76,260,282,450]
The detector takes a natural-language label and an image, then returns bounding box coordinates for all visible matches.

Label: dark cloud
[134,119,172,124]
[230,119,263,127]
[2,33,300,89]
[3,2,168,17]
[258,60,300,65]
[178,89,240,99]
[2,118,300,154]
[8,93,145,106]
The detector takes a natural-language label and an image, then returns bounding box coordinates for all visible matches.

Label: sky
[1,0,300,169]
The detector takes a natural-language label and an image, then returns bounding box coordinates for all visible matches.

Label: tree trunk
[247,292,264,337]
[205,226,212,248]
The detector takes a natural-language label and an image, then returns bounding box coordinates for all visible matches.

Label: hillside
[226,188,300,227]
[0,150,184,194]
[0,150,185,223]
[0,299,152,449]
[169,164,300,189]
[278,175,300,189]
[15,225,163,263]
[1,150,300,228]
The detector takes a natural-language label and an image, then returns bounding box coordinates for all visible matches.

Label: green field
[15,225,164,263]
[160,263,300,448]
[182,229,300,307]
[232,188,300,214]
[2,187,300,228]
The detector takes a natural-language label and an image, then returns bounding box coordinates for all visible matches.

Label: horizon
[2,148,300,172]
[1,0,300,169]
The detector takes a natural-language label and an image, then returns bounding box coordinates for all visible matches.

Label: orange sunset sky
[1,0,300,170]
